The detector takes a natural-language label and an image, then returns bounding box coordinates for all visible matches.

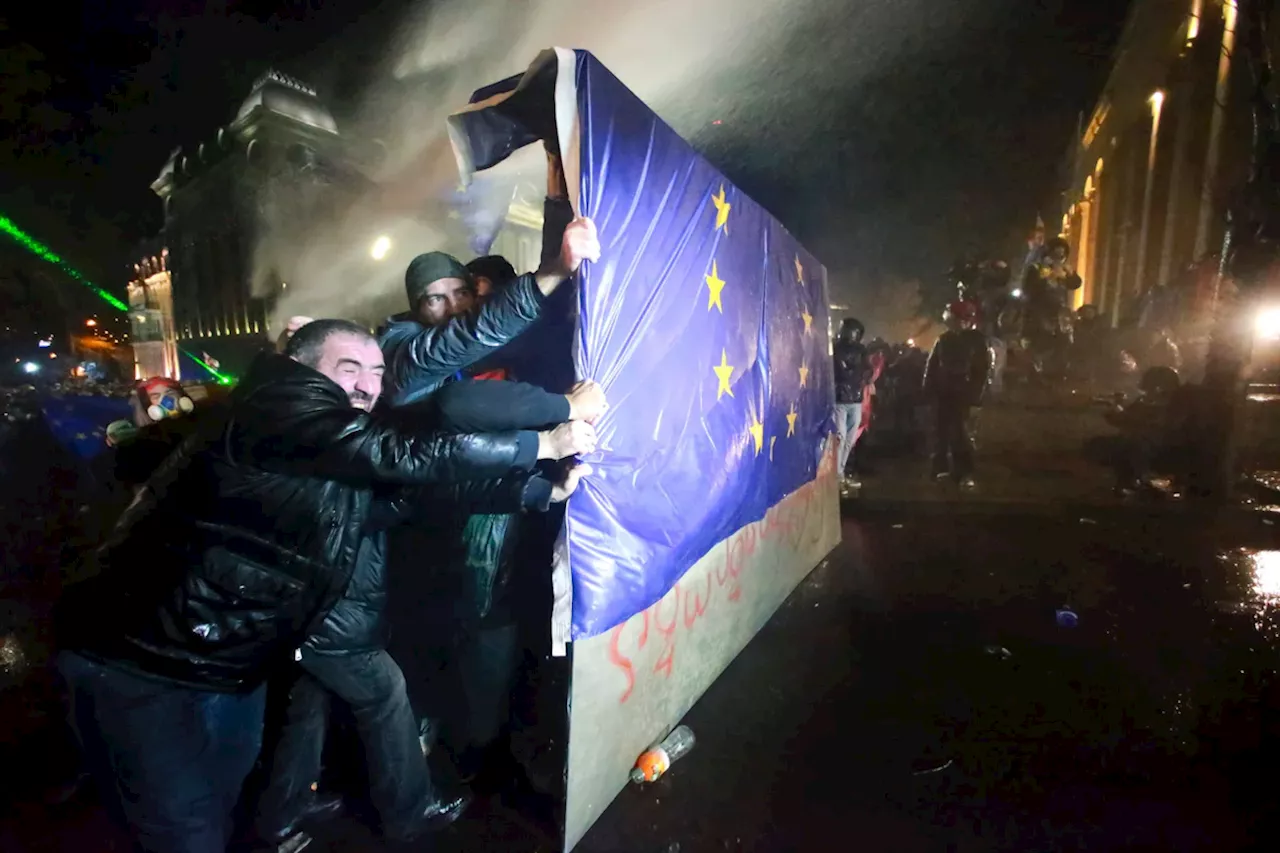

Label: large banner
[451,50,835,640]
[567,55,834,638]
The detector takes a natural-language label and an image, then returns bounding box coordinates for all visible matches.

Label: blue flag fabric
[563,52,835,638]
[39,393,132,460]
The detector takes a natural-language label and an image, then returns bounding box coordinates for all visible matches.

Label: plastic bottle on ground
[630,725,696,783]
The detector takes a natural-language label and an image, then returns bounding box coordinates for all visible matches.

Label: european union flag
[39,393,132,460]
[455,51,835,639]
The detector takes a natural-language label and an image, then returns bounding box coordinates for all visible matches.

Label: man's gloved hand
[551,462,593,503]
[566,380,608,424]
[538,420,598,460]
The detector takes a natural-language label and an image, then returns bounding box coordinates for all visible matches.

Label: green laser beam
[0,214,129,311]
[1,213,237,386]
[180,347,234,385]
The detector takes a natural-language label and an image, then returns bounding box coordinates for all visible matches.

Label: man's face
[311,332,385,411]
[473,276,494,298]
[1050,247,1068,264]
[417,277,475,326]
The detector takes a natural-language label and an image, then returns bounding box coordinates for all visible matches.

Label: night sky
[0,0,1130,328]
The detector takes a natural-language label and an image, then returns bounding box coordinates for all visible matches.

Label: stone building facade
[1060,0,1258,326]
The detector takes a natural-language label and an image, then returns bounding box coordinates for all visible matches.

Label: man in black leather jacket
[55,319,569,853]
[924,302,993,488]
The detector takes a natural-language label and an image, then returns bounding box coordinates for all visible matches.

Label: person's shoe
[933,471,951,482]
[394,790,473,840]
[262,793,344,845]
[959,477,977,491]
[276,832,314,853]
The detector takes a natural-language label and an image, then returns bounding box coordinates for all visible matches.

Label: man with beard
[375,201,601,777]
[56,319,574,853]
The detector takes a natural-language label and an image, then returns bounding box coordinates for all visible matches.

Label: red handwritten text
[606,448,837,703]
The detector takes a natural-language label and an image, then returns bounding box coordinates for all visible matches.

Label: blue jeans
[835,402,864,476]
[257,648,431,839]
[57,651,266,853]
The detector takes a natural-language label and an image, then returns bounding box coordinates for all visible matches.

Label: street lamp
[86,318,97,327]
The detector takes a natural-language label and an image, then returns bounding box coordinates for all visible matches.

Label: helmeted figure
[924,300,992,487]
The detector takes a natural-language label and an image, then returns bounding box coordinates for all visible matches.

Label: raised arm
[386,273,549,388]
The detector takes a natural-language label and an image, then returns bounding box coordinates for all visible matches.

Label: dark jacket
[923,329,992,405]
[304,473,553,655]
[411,376,570,433]
[833,339,872,404]
[380,274,548,408]
[62,353,540,693]
[1022,263,1082,340]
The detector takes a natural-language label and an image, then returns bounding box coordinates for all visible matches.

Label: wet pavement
[6,397,1280,851]
[10,507,1280,852]
[576,508,1280,852]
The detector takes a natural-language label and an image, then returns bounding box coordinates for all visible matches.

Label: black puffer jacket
[62,353,539,693]
[833,339,872,404]
[923,329,992,405]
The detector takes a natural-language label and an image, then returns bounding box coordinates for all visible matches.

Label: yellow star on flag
[711,185,731,233]
[705,261,726,313]
[799,363,809,388]
[801,310,814,334]
[770,435,777,461]
[713,349,735,400]
[794,255,804,283]
[748,416,765,456]
[786,403,798,437]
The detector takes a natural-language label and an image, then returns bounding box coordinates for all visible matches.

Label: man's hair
[466,255,517,286]
[284,319,375,367]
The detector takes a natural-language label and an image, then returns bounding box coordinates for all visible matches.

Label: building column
[1134,90,1167,304]
[1075,194,1094,310]
[1111,140,1143,328]
[1086,160,1105,306]
[1193,0,1237,259]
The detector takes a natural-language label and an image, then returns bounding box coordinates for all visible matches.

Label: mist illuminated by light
[1256,308,1280,341]
[1248,550,1280,598]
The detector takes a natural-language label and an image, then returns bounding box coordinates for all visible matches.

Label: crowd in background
[833,229,1218,497]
